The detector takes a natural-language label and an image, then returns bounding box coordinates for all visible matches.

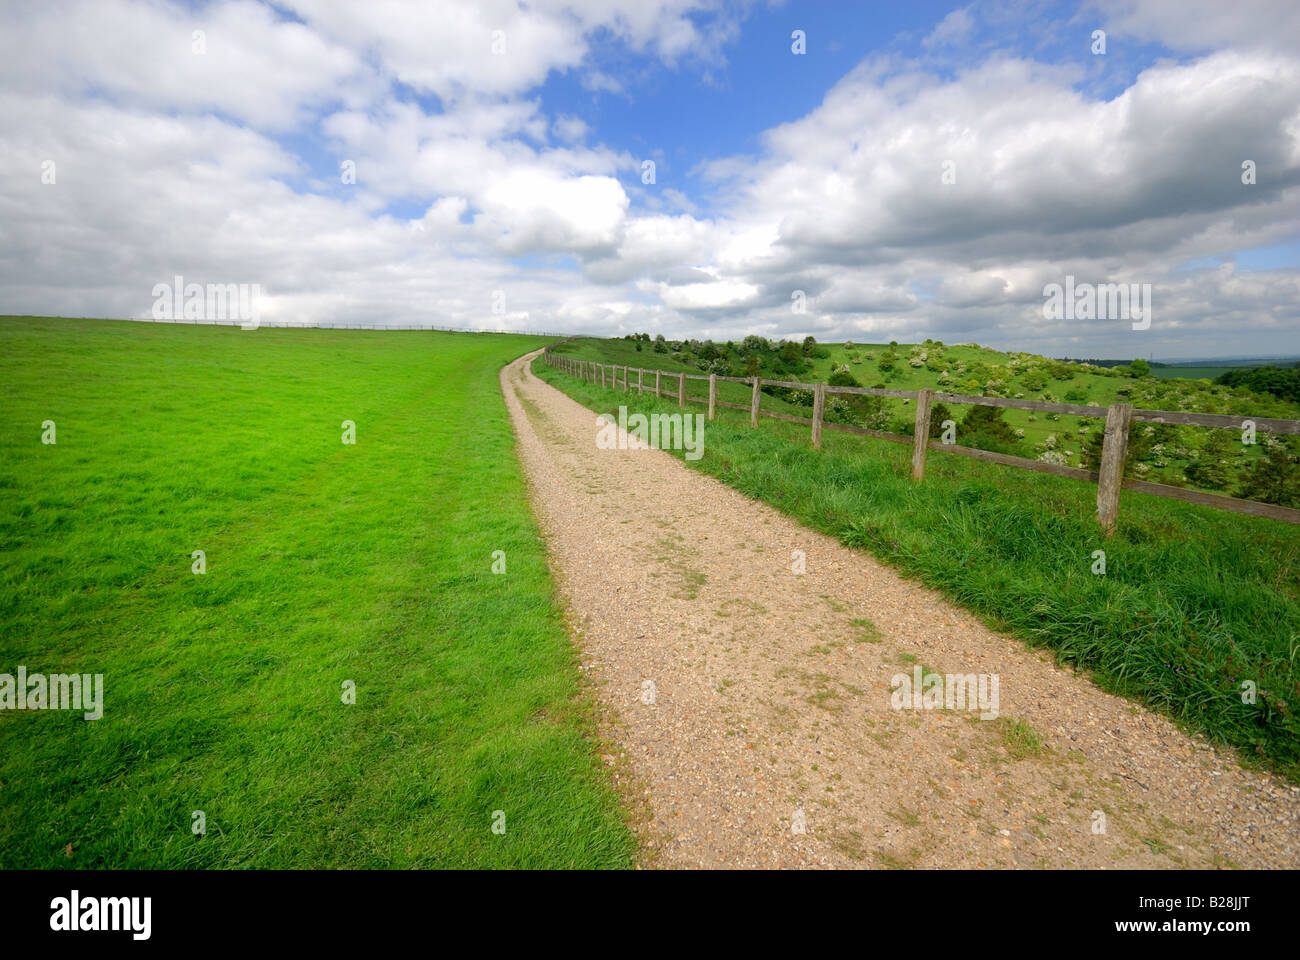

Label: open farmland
[0,317,634,869]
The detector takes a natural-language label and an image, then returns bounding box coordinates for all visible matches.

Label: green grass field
[1148,366,1242,380]
[535,355,1300,783]
[0,317,635,868]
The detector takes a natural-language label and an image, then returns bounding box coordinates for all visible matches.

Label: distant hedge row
[1216,365,1300,404]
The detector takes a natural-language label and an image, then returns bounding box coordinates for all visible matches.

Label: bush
[1237,437,1300,507]
[929,401,953,440]
[826,368,888,428]
[958,404,1022,453]
[1216,366,1300,403]
[1184,431,1239,490]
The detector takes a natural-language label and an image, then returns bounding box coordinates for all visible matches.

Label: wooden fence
[540,349,1300,533]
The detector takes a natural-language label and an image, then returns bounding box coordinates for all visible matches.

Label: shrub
[1184,431,1239,490]
[959,404,1021,453]
[1237,436,1300,506]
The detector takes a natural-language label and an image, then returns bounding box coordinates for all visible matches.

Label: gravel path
[502,351,1300,869]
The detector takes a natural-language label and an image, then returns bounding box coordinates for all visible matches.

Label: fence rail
[540,349,1300,531]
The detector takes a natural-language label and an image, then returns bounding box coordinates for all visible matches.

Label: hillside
[554,335,1300,505]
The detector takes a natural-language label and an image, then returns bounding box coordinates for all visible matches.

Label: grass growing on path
[535,357,1300,782]
[0,318,635,868]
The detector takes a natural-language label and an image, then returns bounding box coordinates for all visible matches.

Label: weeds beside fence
[543,349,1300,532]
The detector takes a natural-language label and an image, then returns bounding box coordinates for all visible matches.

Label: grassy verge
[0,317,635,868]
[534,355,1300,782]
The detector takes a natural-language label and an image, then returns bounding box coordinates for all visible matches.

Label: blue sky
[3,0,1299,359]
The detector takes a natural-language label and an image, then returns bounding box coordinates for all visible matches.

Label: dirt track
[502,350,1300,869]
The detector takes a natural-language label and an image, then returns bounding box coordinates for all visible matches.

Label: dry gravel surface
[502,350,1300,869]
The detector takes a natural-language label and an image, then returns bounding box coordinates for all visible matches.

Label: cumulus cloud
[1,0,1298,359]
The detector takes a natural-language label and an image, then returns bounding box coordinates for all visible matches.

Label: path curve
[502,350,1300,869]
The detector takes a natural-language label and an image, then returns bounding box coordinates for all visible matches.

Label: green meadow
[0,317,634,868]
[535,351,1300,783]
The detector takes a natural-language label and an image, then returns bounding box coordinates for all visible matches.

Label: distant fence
[540,349,1300,533]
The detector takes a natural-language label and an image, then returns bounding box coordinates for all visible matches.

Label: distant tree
[653,334,668,354]
[1128,358,1151,378]
[779,340,805,369]
[1020,370,1048,391]
[959,404,1019,448]
[802,335,817,357]
[1183,430,1237,490]
[928,401,953,439]
[827,368,889,428]
[1215,366,1300,403]
[1237,438,1300,507]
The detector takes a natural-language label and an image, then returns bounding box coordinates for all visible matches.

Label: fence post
[678,373,686,408]
[911,388,933,482]
[708,374,717,421]
[1097,402,1133,535]
[655,370,661,398]
[638,370,644,395]
[812,382,826,450]
[750,376,762,427]
[624,366,629,392]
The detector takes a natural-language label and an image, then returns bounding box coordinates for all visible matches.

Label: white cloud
[0,0,368,130]
[923,7,975,49]
[1095,0,1300,54]
[2,0,1299,359]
